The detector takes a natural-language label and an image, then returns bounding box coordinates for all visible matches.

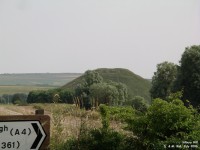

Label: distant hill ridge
[62,68,151,103]
[0,73,82,86]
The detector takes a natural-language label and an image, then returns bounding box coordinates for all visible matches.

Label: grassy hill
[62,68,152,103]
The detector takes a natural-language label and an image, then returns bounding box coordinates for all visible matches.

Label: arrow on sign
[0,121,46,150]
[31,123,45,149]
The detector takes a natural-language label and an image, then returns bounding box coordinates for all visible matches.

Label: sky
[0,0,200,79]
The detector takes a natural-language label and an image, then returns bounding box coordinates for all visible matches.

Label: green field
[0,85,57,95]
[0,73,82,95]
[0,73,82,86]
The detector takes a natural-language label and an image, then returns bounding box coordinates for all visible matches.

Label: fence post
[35,109,44,115]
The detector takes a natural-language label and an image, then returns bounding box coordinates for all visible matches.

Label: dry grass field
[0,104,123,132]
[0,104,125,148]
[0,104,99,148]
[0,104,35,115]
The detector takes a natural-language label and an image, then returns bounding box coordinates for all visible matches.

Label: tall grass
[41,103,101,149]
[0,103,131,149]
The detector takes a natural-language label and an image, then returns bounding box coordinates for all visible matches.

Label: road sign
[0,115,50,150]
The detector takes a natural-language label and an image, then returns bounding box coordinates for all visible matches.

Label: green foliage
[47,97,200,149]
[73,70,104,108]
[126,97,200,149]
[11,93,28,105]
[0,93,27,104]
[148,99,194,138]
[175,45,200,106]
[74,70,129,107]
[63,128,126,150]
[75,84,87,97]
[99,104,110,130]
[124,96,148,113]
[84,70,103,87]
[27,89,75,103]
[108,81,128,105]
[0,94,13,104]
[59,89,74,103]
[90,83,119,105]
[62,104,128,150]
[63,68,151,104]
[83,129,125,150]
[108,106,135,121]
[150,61,177,100]
[27,90,52,103]
[53,93,60,103]
[166,90,183,102]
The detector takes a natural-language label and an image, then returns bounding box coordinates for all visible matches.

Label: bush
[63,128,126,150]
[124,96,148,113]
[108,106,135,121]
[62,104,128,150]
[126,98,200,149]
[49,96,200,149]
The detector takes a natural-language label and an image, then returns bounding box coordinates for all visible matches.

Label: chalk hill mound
[62,68,151,103]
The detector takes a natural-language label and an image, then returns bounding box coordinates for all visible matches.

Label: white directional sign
[0,121,46,150]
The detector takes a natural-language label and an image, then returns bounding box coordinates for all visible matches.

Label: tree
[84,70,103,87]
[109,81,128,105]
[74,84,90,108]
[74,70,103,108]
[126,97,200,149]
[175,45,200,106]
[12,93,27,104]
[150,61,177,100]
[1,94,13,104]
[59,89,74,104]
[124,96,148,113]
[90,83,119,105]
[27,90,53,103]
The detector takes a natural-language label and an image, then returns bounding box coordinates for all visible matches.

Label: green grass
[0,73,82,95]
[96,68,151,102]
[0,73,82,86]
[0,85,57,95]
[62,68,152,103]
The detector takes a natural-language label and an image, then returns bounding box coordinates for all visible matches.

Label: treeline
[26,45,200,110]
[150,45,200,108]
[0,93,27,105]
[26,70,148,110]
[0,70,147,110]
[27,89,74,104]
[2,45,200,111]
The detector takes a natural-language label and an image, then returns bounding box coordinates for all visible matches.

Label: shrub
[126,98,200,149]
[108,106,135,122]
[62,104,128,150]
[63,126,126,150]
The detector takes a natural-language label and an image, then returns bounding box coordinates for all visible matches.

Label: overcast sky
[0,0,199,78]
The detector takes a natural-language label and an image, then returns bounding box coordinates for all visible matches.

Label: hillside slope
[62,68,151,103]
